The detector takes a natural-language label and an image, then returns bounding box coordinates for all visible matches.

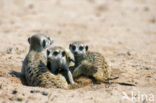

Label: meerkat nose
[74,52,78,55]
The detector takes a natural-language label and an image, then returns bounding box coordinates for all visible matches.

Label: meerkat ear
[69,44,72,48]
[28,37,31,44]
[86,45,88,51]
[42,40,46,48]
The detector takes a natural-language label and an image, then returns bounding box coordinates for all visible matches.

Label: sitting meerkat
[47,46,75,85]
[47,46,92,88]
[69,41,110,84]
[21,34,68,89]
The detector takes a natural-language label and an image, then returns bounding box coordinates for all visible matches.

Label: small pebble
[17,98,22,102]
[145,67,150,70]
[6,48,13,54]
[41,91,48,96]
[146,76,151,78]
[30,90,40,93]
[12,90,17,94]
[127,51,131,56]
[9,98,13,101]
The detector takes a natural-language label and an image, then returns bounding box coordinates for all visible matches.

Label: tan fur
[47,46,75,85]
[70,41,111,84]
[47,46,92,88]
[22,34,68,89]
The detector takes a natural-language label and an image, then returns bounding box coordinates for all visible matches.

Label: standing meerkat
[47,46,75,85]
[21,34,68,89]
[69,41,110,83]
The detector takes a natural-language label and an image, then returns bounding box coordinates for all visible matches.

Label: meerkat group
[22,34,111,89]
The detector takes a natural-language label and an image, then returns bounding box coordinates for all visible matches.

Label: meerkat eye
[42,39,46,48]
[53,51,58,56]
[72,45,76,51]
[62,51,66,57]
[47,50,50,56]
[79,46,84,51]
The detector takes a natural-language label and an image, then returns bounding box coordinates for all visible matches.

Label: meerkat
[47,46,75,85]
[69,41,110,84]
[47,46,93,89]
[21,34,69,89]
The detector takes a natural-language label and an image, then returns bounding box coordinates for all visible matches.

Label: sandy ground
[0,0,156,103]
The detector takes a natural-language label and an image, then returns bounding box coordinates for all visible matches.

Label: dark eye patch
[47,50,50,56]
[62,51,66,57]
[42,39,46,48]
[53,51,58,56]
[79,46,84,51]
[72,45,76,51]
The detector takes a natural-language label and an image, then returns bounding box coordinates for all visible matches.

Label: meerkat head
[47,46,67,65]
[28,34,53,52]
[69,41,88,57]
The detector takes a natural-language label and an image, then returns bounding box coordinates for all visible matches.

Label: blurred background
[0,0,155,68]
